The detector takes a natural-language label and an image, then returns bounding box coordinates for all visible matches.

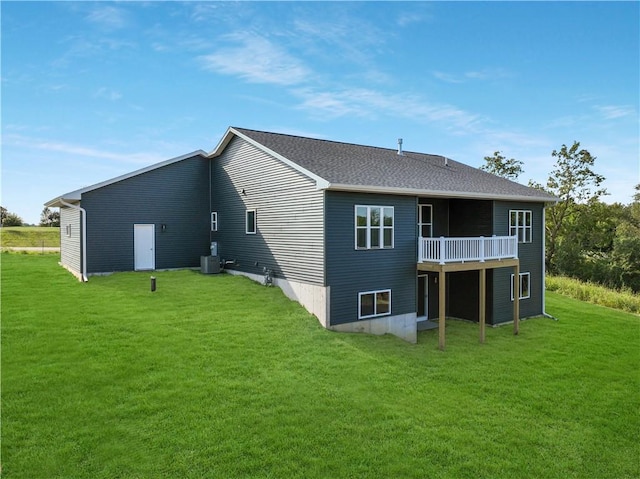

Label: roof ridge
[231,126,440,158]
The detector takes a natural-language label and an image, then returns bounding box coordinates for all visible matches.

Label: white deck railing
[418,236,518,265]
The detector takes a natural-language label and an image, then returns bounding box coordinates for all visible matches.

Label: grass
[0,226,60,248]
[2,253,639,478]
[547,275,640,315]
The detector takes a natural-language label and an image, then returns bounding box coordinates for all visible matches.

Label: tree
[40,207,60,227]
[480,151,524,180]
[530,141,607,272]
[554,199,625,287]
[610,184,640,292]
[2,212,23,227]
[0,206,7,225]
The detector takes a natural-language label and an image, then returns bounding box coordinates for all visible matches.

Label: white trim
[327,183,558,203]
[358,289,392,319]
[511,272,531,301]
[510,209,533,243]
[209,127,331,190]
[245,209,257,235]
[355,205,394,250]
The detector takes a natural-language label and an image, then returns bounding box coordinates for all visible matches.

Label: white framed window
[510,210,532,243]
[355,205,394,249]
[419,204,433,238]
[211,212,218,232]
[511,272,531,300]
[358,289,391,319]
[65,224,72,237]
[246,209,256,235]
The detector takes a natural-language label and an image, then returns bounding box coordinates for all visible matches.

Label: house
[46,127,556,347]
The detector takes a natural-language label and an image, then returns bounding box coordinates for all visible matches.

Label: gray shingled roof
[232,127,556,203]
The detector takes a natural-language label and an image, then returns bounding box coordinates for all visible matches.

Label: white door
[134,224,155,271]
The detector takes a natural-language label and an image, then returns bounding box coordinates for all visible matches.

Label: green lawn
[0,226,60,247]
[2,253,638,478]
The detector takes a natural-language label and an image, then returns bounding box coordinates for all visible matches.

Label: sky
[2,1,638,225]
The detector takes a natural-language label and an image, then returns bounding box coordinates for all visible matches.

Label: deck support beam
[479,268,486,343]
[513,263,520,335]
[418,257,520,349]
[438,268,446,350]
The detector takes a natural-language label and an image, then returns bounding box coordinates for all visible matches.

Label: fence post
[439,236,446,265]
[480,236,485,262]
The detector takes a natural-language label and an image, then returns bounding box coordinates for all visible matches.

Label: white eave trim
[325,183,559,203]
[208,127,331,190]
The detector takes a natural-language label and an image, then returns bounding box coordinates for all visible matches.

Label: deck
[418,235,518,266]
[416,235,521,349]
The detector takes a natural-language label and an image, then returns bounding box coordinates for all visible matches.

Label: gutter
[324,183,558,204]
[60,200,88,282]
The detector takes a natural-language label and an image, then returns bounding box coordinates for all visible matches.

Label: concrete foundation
[329,312,418,343]
[224,269,329,327]
[223,269,417,343]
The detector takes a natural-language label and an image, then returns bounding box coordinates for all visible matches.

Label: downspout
[61,200,88,282]
[542,204,557,320]
[209,157,212,245]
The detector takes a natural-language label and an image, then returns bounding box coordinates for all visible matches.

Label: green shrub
[547,275,640,314]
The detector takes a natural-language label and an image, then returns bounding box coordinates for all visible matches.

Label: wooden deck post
[513,263,520,335]
[438,268,446,350]
[479,268,486,343]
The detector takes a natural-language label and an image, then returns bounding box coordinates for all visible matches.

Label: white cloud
[433,68,511,84]
[433,71,465,84]
[595,105,636,120]
[3,133,159,165]
[53,35,136,69]
[95,87,122,101]
[86,6,128,30]
[396,12,428,27]
[293,87,485,133]
[294,89,371,119]
[199,33,310,86]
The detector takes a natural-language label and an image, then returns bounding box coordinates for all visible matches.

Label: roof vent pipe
[397,138,403,156]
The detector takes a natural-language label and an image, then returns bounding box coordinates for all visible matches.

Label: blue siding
[60,206,82,275]
[210,136,325,285]
[326,191,416,326]
[492,201,545,323]
[81,155,210,273]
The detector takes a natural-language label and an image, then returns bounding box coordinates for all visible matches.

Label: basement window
[358,289,391,319]
[246,209,256,235]
[511,272,531,300]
